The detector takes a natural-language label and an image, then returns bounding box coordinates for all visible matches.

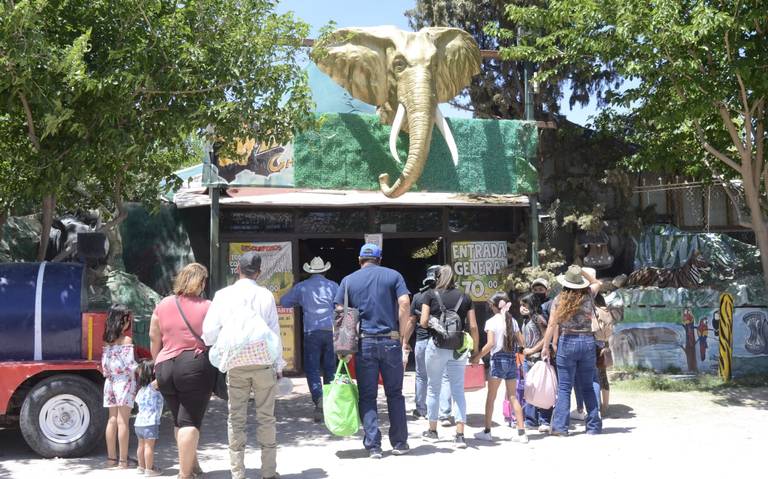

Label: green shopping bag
[322,361,360,436]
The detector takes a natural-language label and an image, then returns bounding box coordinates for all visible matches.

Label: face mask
[534,293,548,304]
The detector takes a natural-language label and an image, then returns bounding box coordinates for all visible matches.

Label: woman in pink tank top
[149,263,214,479]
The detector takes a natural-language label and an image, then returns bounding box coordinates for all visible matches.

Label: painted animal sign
[312,26,481,198]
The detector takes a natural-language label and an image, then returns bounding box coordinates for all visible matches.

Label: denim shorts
[135,425,160,440]
[490,352,517,380]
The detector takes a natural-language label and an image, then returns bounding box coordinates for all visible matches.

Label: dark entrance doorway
[381,238,445,294]
[298,238,363,284]
[297,237,445,293]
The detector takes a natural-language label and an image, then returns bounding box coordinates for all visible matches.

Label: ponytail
[503,311,516,353]
[489,291,516,353]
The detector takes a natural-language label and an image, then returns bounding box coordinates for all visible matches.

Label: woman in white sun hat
[541,265,602,436]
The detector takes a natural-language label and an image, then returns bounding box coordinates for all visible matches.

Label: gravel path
[1,374,765,478]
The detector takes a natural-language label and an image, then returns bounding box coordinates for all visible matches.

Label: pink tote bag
[464,363,485,391]
[523,360,558,409]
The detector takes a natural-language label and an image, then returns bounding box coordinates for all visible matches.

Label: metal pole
[209,186,220,294]
[519,27,540,267]
[209,144,221,294]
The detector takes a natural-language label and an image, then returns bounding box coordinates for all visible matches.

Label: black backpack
[429,291,465,350]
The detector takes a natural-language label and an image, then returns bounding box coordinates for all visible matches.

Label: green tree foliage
[405,0,619,119]
[0,0,314,259]
[503,0,768,288]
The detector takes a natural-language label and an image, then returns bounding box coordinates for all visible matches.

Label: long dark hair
[103,304,130,344]
[488,292,516,353]
[519,293,540,318]
[136,359,155,389]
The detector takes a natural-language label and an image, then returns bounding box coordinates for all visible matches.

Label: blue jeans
[574,369,601,412]
[522,359,552,427]
[356,338,408,450]
[304,330,337,405]
[425,341,466,423]
[415,339,452,417]
[552,335,602,434]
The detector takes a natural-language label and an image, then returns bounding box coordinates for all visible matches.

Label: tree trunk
[36,194,56,261]
[100,198,128,270]
[0,210,6,245]
[743,179,768,291]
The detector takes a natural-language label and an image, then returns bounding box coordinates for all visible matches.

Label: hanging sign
[451,241,508,302]
[228,241,297,372]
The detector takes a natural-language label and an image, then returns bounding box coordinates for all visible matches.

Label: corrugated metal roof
[173,187,530,209]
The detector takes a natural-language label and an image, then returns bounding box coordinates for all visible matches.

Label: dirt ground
[0,373,765,479]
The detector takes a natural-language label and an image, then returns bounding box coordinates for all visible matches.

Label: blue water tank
[0,262,85,361]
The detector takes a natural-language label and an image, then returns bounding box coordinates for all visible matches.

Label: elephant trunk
[379,72,436,198]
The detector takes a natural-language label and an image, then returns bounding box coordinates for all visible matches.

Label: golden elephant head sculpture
[311,26,481,197]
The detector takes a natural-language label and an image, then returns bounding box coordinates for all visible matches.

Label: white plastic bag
[209,309,280,373]
[523,360,558,409]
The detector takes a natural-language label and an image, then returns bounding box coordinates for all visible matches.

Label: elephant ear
[426,28,481,103]
[311,27,396,107]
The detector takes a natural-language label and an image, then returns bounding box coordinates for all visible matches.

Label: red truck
[0,262,145,458]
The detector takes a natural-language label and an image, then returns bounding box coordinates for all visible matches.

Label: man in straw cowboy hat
[280,257,339,422]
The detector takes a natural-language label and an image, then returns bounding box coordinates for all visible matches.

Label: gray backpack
[428,291,465,350]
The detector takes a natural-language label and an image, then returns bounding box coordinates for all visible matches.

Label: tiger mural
[626,250,711,289]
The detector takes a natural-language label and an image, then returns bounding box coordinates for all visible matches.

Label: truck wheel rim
[38,394,90,444]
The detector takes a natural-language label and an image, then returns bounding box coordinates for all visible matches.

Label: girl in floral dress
[102,304,138,469]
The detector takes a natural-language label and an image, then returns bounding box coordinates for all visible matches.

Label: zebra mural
[626,250,711,289]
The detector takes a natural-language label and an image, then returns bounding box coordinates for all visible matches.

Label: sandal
[105,458,118,468]
[118,459,130,469]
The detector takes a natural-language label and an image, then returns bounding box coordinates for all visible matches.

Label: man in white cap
[280,256,339,422]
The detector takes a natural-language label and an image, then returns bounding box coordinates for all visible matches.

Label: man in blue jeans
[334,244,411,459]
[280,257,339,422]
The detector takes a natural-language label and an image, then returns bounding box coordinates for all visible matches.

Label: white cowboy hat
[556,265,591,289]
[303,257,331,274]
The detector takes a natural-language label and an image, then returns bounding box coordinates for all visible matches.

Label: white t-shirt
[484,313,520,356]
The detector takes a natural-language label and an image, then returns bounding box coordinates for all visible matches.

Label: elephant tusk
[434,106,459,166]
[389,103,406,164]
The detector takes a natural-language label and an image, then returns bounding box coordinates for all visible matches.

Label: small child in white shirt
[134,359,164,476]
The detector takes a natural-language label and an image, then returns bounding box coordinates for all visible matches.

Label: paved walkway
[0,373,765,478]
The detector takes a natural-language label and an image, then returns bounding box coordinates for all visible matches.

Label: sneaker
[391,444,410,456]
[515,432,529,444]
[550,429,569,437]
[136,467,145,474]
[145,467,162,477]
[369,448,383,459]
[412,409,426,419]
[453,434,467,449]
[538,424,552,433]
[440,417,454,427]
[570,409,586,421]
[473,430,493,442]
[313,405,323,423]
[421,429,439,442]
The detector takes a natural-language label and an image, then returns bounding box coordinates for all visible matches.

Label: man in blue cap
[334,243,411,459]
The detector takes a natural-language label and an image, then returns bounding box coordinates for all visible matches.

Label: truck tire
[19,374,106,458]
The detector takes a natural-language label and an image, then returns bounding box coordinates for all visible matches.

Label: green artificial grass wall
[293,113,538,194]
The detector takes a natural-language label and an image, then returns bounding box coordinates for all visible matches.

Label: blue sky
[276,0,599,126]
